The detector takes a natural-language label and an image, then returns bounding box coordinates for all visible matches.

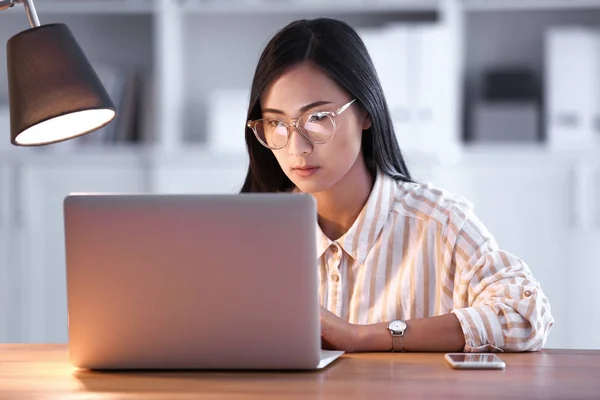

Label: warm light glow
[14,108,115,145]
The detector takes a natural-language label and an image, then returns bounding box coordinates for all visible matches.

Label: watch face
[389,320,407,334]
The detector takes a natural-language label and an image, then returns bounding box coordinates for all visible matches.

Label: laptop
[63,192,344,370]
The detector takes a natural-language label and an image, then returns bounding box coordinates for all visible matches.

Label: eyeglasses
[247,98,356,150]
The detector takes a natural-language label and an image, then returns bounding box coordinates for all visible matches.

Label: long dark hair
[240,17,412,193]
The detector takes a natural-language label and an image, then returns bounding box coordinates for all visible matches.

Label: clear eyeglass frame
[247,98,357,150]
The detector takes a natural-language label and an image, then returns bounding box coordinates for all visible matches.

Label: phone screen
[445,353,505,369]
[448,354,500,363]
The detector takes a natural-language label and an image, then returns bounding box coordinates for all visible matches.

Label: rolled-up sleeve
[445,203,554,353]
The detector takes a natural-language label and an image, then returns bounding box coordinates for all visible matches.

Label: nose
[287,126,313,157]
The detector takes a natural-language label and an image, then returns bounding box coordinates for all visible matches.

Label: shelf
[3,141,598,165]
[179,0,439,14]
[464,0,600,11]
[0,142,153,163]
[0,0,154,15]
[462,142,600,165]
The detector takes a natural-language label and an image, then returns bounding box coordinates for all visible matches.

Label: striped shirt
[317,169,554,352]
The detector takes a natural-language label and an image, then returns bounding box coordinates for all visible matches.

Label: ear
[362,113,372,130]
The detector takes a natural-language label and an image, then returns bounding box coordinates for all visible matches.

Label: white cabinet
[1,147,598,349]
[18,154,147,343]
[0,162,10,342]
[151,152,249,194]
[596,165,600,226]
[566,161,600,349]
[429,153,574,349]
[0,158,24,343]
[568,230,600,349]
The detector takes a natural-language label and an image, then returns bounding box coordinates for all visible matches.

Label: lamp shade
[7,23,116,146]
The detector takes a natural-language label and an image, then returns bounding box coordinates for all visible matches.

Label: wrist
[354,323,392,352]
[351,324,364,352]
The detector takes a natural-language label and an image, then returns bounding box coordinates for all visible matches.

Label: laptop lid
[64,193,323,370]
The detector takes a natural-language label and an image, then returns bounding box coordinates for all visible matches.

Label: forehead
[260,62,347,115]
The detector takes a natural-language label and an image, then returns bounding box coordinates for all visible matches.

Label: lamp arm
[0,0,40,27]
[0,0,16,11]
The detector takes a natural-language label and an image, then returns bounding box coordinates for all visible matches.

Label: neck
[313,155,374,241]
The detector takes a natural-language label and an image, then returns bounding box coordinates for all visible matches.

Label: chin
[287,175,335,194]
[293,183,329,194]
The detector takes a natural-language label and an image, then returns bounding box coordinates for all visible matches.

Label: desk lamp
[1,0,115,146]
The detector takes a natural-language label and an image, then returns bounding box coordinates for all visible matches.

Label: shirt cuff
[451,306,505,353]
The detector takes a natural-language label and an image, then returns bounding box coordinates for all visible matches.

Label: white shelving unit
[0,0,462,156]
[465,0,600,11]
[179,0,440,13]
[172,0,455,154]
[26,0,154,14]
[1,0,599,153]
[0,0,599,349]
[0,0,461,154]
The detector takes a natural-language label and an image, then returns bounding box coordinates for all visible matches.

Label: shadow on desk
[70,360,342,394]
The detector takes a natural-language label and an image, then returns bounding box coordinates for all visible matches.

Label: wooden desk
[1,345,599,399]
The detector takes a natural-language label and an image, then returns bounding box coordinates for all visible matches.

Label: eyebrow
[262,101,332,117]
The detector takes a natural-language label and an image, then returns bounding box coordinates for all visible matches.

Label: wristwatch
[387,320,408,352]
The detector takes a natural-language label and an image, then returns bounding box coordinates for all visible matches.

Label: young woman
[240,18,553,353]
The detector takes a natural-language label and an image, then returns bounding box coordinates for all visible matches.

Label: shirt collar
[316,169,397,264]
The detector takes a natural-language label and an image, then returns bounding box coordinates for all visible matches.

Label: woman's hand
[320,306,361,352]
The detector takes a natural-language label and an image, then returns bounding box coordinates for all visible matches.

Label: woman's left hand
[320,306,361,352]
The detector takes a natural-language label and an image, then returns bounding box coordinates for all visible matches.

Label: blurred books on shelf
[207,88,250,154]
[357,19,462,164]
[0,105,10,152]
[545,26,600,151]
[473,102,539,143]
[471,68,541,144]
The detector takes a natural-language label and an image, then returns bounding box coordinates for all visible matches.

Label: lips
[292,165,320,177]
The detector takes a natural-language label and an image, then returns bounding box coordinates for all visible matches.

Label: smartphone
[444,353,506,370]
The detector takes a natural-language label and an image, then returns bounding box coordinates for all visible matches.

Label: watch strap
[391,333,405,352]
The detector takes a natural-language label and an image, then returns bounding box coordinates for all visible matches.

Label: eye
[308,112,329,123]
[267,119,284,128]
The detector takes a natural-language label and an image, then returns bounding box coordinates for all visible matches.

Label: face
[259,61,371,194]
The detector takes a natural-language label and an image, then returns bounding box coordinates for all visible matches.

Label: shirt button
[524,290,533,297]
[331,245,338,253]
[331,274,340,282]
